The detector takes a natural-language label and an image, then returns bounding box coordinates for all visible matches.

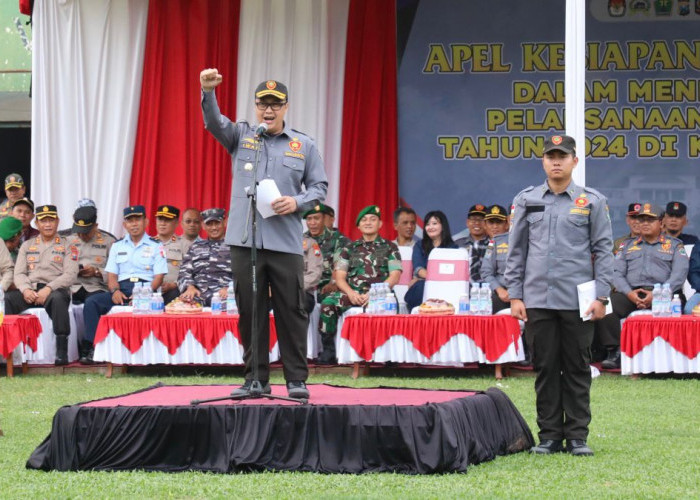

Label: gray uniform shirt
[481,232,509,290]
[201,90,328,255]
[614,235,689,294]
[505,180,614,310]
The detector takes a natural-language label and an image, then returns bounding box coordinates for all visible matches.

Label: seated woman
[404,210,457,311]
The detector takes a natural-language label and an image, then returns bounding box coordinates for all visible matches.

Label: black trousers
[71,287,105,305]
[525,308,593,441]
[231,246,308,382]
[5,287,71,336]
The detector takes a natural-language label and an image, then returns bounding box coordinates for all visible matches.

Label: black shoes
[286,381,310,399]
[601,348,621,369]
[531,439,594,456]
[231,379,271,397]
[530,439,564,454]
[567,439,594,456]
[79,341,95,365]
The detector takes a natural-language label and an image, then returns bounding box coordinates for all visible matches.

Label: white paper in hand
[256,179,282,219]
[577,280,612,321]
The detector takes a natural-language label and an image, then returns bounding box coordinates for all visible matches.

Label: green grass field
[1,371,698,499]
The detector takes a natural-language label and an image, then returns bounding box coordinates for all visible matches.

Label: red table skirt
[94,313,278,355]
[621,315,700,359]
[341,314,521,362]
[0,315,43,358]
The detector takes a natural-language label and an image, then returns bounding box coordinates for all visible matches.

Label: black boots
[601,347,621,369]
[317,334,337,365]
[79,340,95,365]
[55,335,69,366]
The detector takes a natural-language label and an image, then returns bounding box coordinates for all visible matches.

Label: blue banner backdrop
[397,0,700,239]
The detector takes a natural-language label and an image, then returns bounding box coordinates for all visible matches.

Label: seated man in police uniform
[154,205,188,304]
[480,205,510,313]
[0,215,23,262]
[663,201,698,245]
[178,208,232,306]
[5,205,79,365]
[613,203,641,255]
[81,205,167,363]
[68,205,116,305]
[319,205,402,364]
[453,204,490,281]
[596,203,689,369]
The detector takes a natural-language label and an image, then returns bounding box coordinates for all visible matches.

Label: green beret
[355,205,381,226]
[0,216,23,241]
[303,204,325,219]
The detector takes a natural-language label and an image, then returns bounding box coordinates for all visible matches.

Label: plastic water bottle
[151,292,164,314]
[671,294,682,317]
[132,282,142,313]
[661,283,672,317]
[367,284,377,314]
[211,294,222,315]
[226,281,238,314]
[376,284,386,315]
[651,283,661,317]
[470,283,481,315]
[481,283,493,315]
[385,288,398,315]
[458,294,470,315]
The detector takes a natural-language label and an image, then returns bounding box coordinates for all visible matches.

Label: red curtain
[130,0,240,234]
[339,0,399,240]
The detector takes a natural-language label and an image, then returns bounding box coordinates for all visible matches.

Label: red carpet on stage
[27,384,534,474]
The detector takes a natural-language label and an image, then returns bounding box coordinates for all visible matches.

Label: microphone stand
[193,125,306,405]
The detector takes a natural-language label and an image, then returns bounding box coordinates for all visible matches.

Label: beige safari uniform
[0,242,14,291]
[14,235,79,292]
[160,235,188,284]
[67,230,117,294]
[302,235,323,292]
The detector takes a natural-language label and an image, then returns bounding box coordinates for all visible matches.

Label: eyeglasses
[255,101,286,111]
[636,217,660,224]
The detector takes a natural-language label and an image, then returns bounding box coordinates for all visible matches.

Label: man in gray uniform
[596,203,688,369]
[505,135,614,457]
[480,204,510,313]
[201,70,328,399]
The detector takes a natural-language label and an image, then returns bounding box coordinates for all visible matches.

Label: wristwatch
[596,296,610,306]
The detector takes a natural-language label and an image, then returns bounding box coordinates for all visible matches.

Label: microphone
[254,122,268,138]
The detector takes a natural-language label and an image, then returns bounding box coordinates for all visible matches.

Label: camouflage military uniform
[319,236,402,336]
[304,226,350,299]
[177,238,232,306]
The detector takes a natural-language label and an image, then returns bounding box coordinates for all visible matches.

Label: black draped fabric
[27,385,533,474]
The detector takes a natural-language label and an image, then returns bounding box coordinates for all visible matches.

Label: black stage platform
[27,384,534,474]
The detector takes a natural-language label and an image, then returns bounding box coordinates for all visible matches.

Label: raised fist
[200,68,223,91]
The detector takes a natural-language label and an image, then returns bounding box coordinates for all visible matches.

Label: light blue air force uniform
[105,234,168,282]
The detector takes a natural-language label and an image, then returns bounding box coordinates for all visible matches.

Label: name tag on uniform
[142,247,154,258]
[525,205,545,213]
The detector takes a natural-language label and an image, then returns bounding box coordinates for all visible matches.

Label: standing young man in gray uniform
[200,69,328,399]
[505,135,614,456]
